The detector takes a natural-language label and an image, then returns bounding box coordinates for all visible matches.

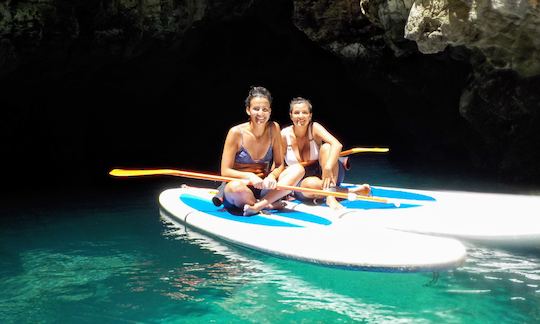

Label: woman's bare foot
[326,196,345,210]
[266,200,287,210]
[352,184,371,196]
[243,199,287,216]
[243,204,260,216]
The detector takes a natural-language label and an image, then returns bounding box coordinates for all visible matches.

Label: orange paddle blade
[109,168,237,182]
[340,147,389,156]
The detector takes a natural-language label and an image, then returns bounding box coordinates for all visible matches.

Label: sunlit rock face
[405,0,540,77]
[291,0,404,61]
[293,0,540,180]
[354,0,540,77]
[374,0,540,178]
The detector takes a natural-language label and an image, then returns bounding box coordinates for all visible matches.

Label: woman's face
[246,97,271,125]
[290,103,312,127]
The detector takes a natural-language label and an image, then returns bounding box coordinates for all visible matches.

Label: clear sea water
[2,156,540,323]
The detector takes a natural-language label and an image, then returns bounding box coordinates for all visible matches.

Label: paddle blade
[108,168,238,183]
[339,147,389,156]
[109,169,178,177]
[350,147,389,154]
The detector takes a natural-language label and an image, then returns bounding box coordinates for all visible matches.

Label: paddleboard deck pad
[159,186,466,272]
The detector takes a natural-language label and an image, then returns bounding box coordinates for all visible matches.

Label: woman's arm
[265,122,284,186]
[312,122,342,188]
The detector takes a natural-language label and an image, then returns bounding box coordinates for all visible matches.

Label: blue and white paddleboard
[291,183,540,249]
[159,186,466,272]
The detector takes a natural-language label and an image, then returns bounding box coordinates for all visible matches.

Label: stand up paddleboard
[158,186,466,272]
[292,183,540,249]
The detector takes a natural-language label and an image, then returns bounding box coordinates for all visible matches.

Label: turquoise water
[2,157,540,323]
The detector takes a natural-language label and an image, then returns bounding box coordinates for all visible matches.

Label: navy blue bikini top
[234,125,273,172]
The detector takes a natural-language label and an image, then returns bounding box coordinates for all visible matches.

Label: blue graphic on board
[271,209,331,225]
[180,194,331,227]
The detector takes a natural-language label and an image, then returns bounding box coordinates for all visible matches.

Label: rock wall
[0,0,255,77]
[293,0,540,180]
[405,0,540,77]
[1,0,539,185]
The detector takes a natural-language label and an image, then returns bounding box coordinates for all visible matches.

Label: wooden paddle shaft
[109,168,387,203]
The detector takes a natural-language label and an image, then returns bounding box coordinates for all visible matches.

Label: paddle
[339,147,389,156]
[109,168,394,204]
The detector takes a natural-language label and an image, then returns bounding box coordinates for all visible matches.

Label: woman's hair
[289,97,312,113]
[245,86,273,107]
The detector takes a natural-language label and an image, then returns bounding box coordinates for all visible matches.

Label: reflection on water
[160,214,430,323]
[456,246,540,298]
[158,212,540,323]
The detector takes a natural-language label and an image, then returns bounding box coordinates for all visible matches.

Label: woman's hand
[262,174,277,189]
[321,166,336,190]
[248,173,264,189]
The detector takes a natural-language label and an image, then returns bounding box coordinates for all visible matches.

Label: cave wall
[0,0,389,192]
[293,0,540,180]
[1,0,539,193]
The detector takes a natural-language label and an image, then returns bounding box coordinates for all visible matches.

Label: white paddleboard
[158,186,466,272]
[292,183,540,249]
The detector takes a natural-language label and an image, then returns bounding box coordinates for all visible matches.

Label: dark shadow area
[1,3,391,198]
[5,0,528,202]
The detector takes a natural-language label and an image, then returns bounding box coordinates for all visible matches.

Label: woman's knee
[280,164,305,183]
[225,181,254,206]
[225,180,247,195]
[301,176,322,189]
[289,164,306,179]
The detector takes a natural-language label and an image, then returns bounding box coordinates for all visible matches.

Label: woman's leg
[243,164,305,216]
[318,143,340,186]
[224,180,257,209]
[298,176,323,199]
[320,143,370,200]
[296,176,343,209]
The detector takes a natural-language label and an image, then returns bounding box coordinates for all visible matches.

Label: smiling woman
[280,97,371,210]
[218,86,305,216]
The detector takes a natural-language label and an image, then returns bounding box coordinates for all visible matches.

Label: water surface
[2,157,539,323]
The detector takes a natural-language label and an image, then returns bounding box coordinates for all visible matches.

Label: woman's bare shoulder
[280,124,293,133]
[270,121,281,131]
[224,123,247,145]
[228,122,248,135]
[311,122,334,143]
